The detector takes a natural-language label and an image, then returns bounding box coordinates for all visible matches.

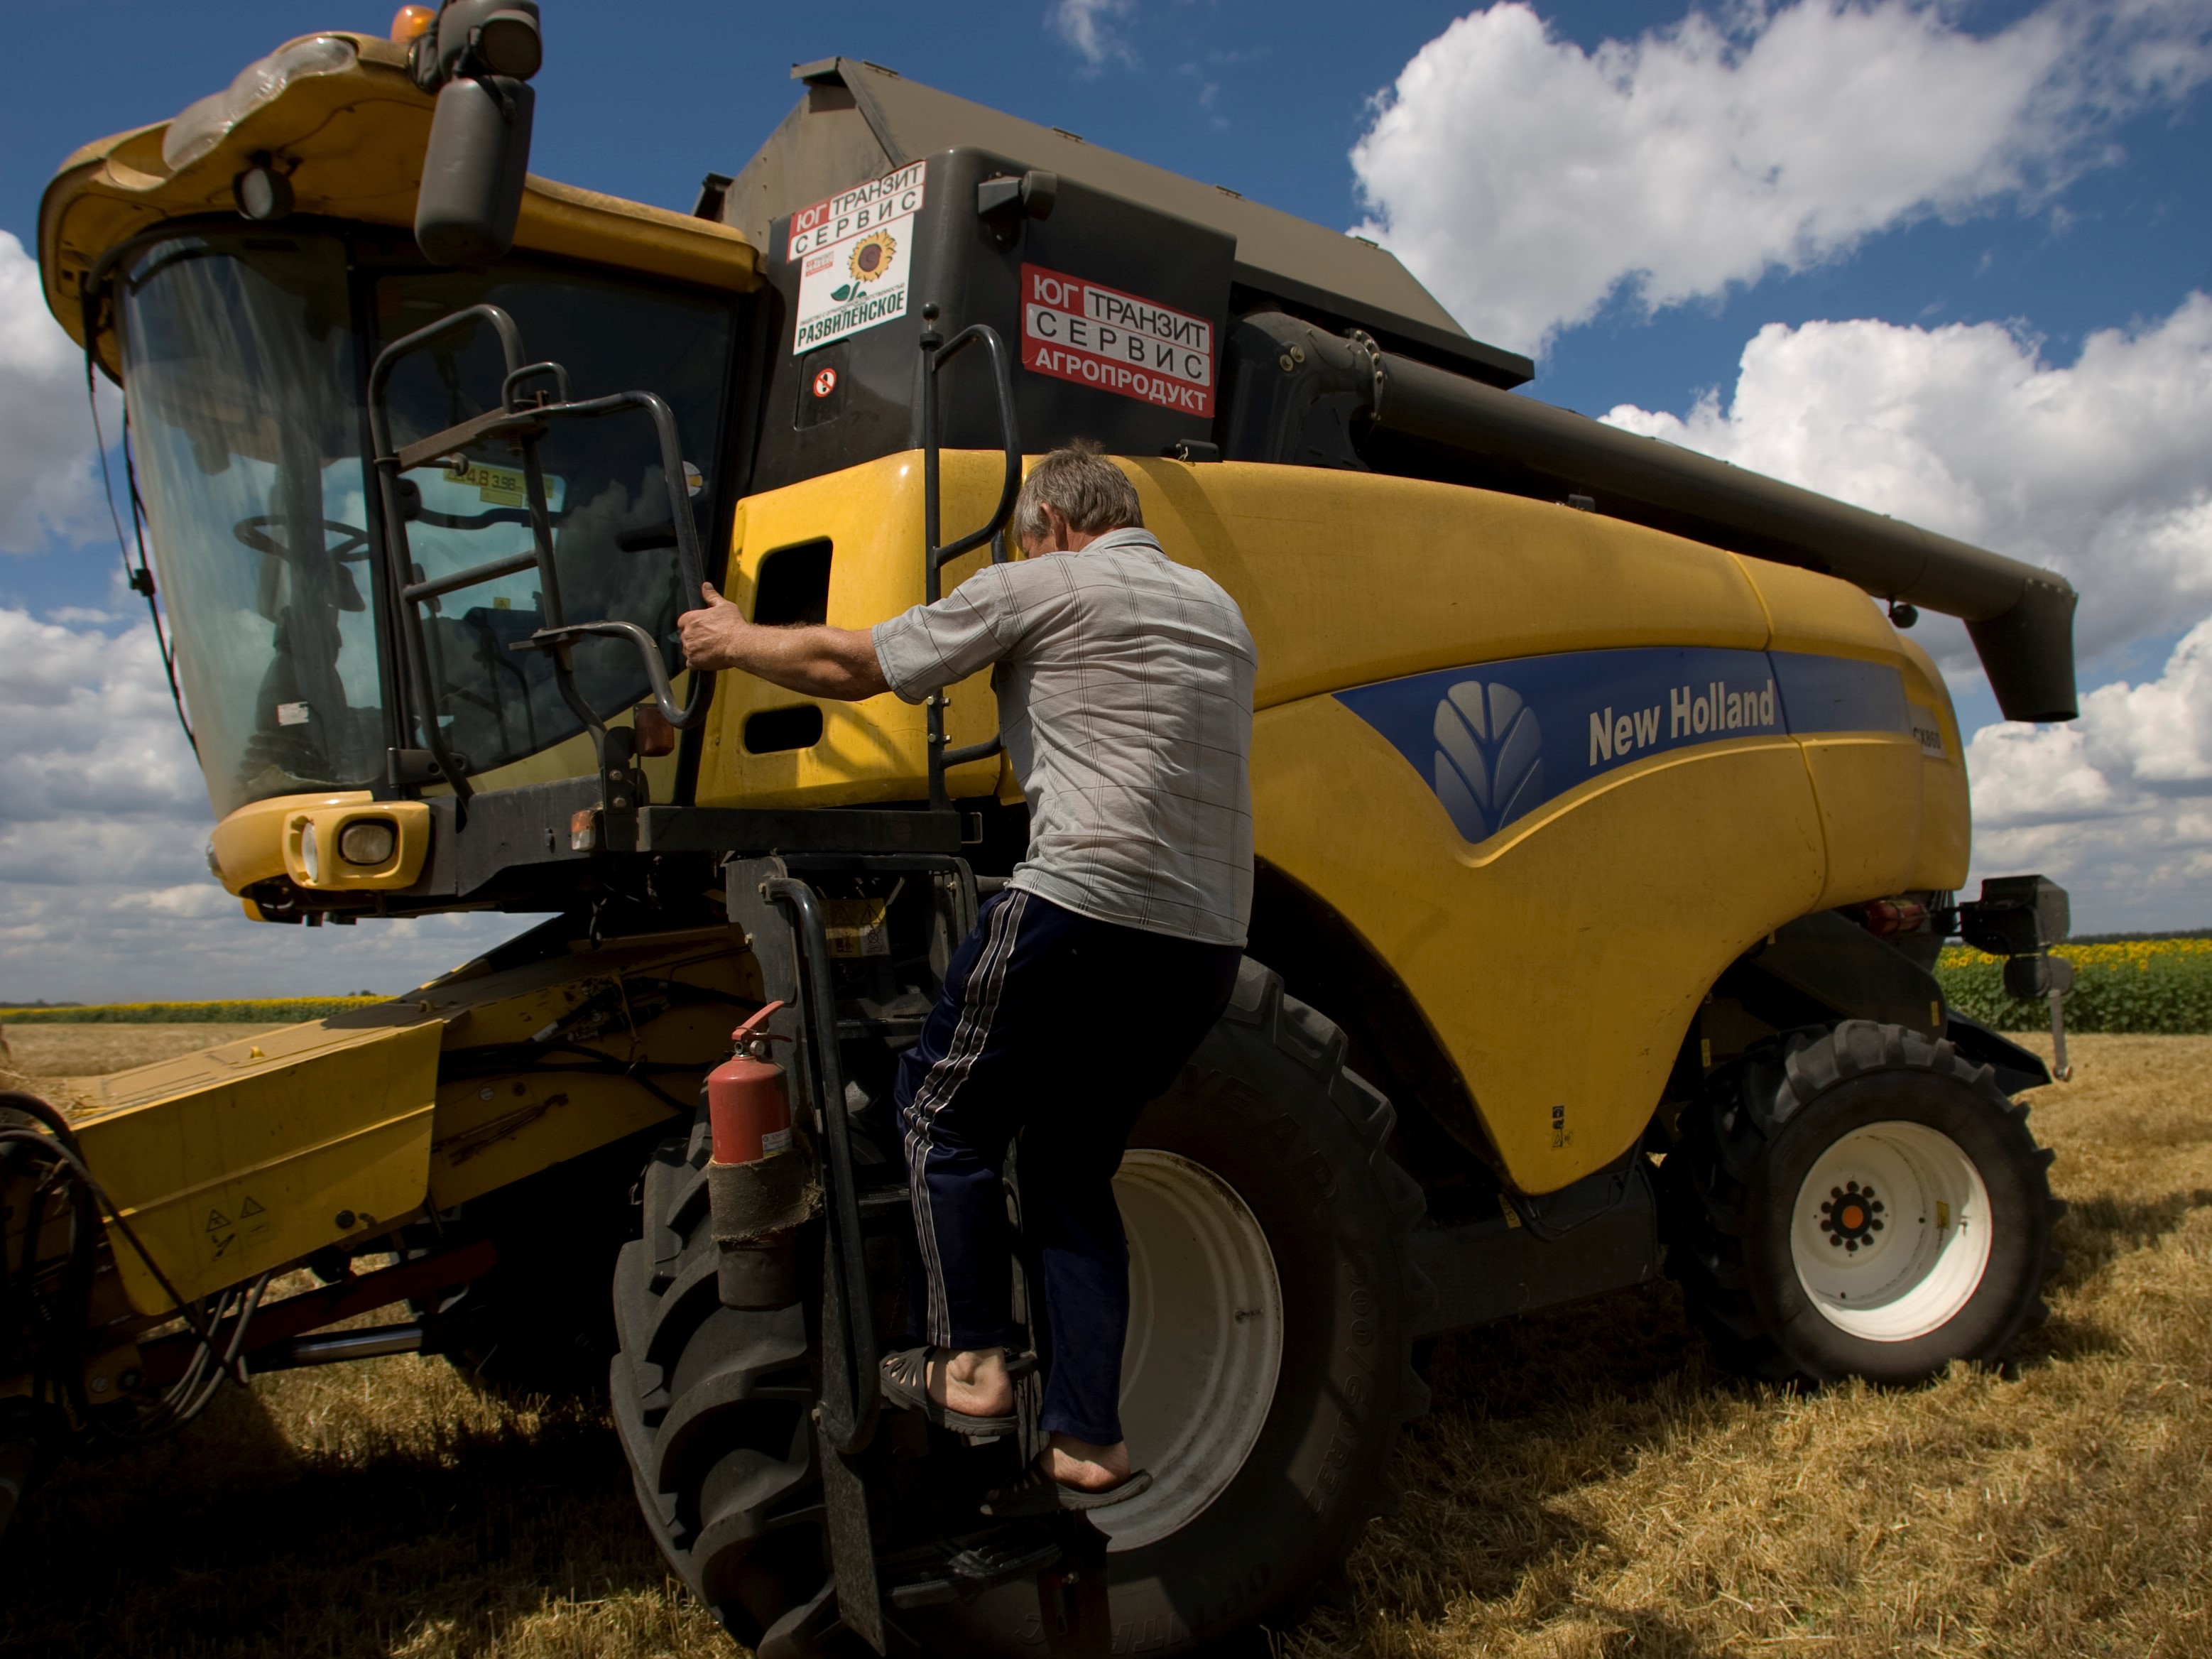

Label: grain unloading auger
[6,9,2081,1650]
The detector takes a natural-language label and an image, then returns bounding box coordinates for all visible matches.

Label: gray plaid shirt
[872,527,1255,945]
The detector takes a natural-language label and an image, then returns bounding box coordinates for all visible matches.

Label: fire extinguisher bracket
[709,1153,820,1311]
[707,1155,820,1244]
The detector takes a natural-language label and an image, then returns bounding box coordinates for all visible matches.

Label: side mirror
[416,75,535,266]
[411,0,542,267]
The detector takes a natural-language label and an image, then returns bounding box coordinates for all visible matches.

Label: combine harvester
[4,5,2078,1651]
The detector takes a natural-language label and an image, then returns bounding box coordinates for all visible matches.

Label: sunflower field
[1939,937,2212,1033]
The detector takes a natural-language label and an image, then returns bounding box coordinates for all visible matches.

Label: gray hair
[1011,442,1143,545]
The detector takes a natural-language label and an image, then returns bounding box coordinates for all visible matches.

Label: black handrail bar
[365,306,714,804]
[917,310,1022,810]
[367,307,527,803]
[920,322,1021,585]
[764,877,881,1456]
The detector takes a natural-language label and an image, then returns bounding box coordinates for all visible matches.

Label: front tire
[1664,1019,2062,1385]
[611,960,1432,1652]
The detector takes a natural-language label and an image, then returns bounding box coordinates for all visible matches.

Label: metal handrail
[917,310,1021,810]
[365,305,714,804]
[764,877,881,1456]
[920,320,1021,586]
[501,387,715,734]
[369,306,528,801]
[523,619,697,731]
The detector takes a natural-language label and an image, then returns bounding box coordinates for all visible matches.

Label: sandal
[878,1346,1019,1434]
[981,1459,1154,1518]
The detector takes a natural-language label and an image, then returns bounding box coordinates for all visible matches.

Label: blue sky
[1,0,2210,997]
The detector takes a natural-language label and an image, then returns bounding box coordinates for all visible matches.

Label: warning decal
[204,1192,271,1262]
[789,162,926,352]
[1020,264,1215,417]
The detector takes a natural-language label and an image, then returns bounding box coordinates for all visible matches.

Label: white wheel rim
[1791,1120,1993,1342]
[1095,1148,1283,1552]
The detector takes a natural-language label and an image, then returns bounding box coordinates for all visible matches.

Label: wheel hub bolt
[1819,1180,1885,1252]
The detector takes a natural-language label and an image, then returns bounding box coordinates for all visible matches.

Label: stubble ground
[3,1033,2206,1656]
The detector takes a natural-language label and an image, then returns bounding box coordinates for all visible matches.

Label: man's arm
[677,582,889,701]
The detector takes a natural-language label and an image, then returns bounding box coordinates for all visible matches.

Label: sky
[1,0,2209,999]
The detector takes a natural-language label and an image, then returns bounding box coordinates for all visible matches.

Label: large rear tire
[611,959,1432,1652]
[1663,1019,2062,1385]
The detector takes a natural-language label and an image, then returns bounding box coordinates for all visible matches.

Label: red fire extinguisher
[708,1000,795,1167]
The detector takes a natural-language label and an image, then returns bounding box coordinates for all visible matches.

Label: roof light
[415,1,543,87]
[470,9,543,79]
[161,36,356,173]
[391,5,436,43]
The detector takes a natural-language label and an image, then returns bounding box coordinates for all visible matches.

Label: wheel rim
[1096,1149,1283,1552]
[1790,1119,1993,1342]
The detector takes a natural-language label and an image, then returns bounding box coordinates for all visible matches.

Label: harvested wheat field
[4,1033,2208,1658]
[0,1022,289,1079]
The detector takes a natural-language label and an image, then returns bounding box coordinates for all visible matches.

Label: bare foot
[1047,1432,1132,1491]
[930,1347,1014,1418]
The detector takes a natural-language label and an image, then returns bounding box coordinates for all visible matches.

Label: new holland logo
[1432,682,1544,843]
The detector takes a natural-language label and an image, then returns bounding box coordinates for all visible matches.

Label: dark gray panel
[724,58,1531,386]
[750,148,1236,489]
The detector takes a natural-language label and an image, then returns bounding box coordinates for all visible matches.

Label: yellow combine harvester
[5,6,2078,1652]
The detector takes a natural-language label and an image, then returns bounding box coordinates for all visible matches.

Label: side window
[120,235,388,817]
[374,265,734,777]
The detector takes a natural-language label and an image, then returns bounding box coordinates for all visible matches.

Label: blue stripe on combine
[1334,646,1910,847]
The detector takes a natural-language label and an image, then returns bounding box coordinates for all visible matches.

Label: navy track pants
[893,887,1243,1446]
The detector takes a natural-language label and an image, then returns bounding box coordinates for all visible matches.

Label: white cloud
[1351,0,2212,354]
[0,604,523,1002]
[1966,620,2212,925]
[0,231,116,554]
[1050,0,1138,70]
[1601,294,2212,667]
[1973,621,2212,815]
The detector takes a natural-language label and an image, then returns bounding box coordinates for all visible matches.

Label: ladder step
[835,1016,926,1040]
[886,1537,1063,1609]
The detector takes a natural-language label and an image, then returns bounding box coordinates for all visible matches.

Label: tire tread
[1663,1018,2062,1385]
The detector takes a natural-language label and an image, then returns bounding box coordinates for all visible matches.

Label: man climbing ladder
[678,443,1257,1511]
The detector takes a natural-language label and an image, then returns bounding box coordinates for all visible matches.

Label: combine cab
[6,9,2075,1653]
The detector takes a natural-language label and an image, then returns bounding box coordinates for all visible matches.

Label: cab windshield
[119,231,734,820]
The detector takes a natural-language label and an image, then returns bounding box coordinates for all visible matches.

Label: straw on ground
[4,1031,2206,1656]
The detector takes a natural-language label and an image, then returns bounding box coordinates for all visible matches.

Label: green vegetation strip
[1939,939,2212,1034]
[0,999,384,1025]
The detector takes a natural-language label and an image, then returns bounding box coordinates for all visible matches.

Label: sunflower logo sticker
[789,161,926,351]
[831,232,898,302]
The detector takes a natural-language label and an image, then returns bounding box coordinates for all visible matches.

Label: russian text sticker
[1020,264,1215,417]
[790,162,926,352]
